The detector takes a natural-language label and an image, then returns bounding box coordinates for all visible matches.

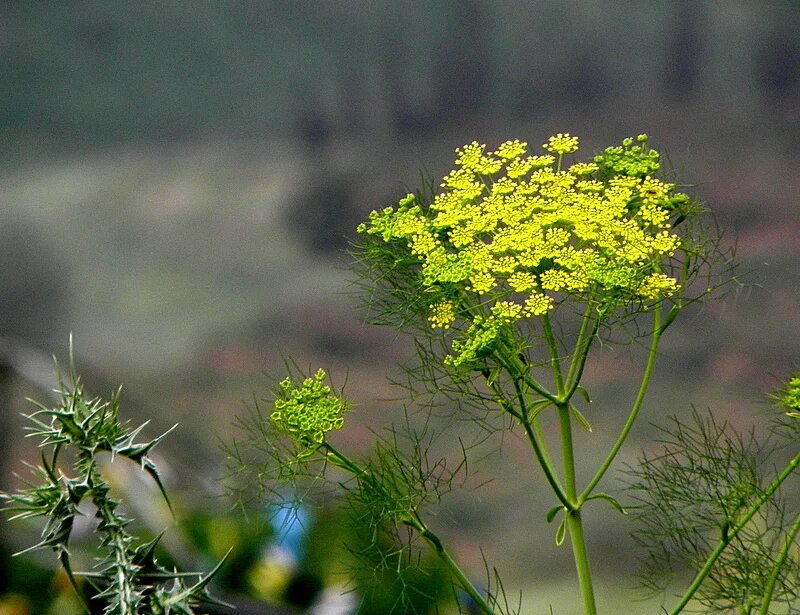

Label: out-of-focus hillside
[1,2,800,611]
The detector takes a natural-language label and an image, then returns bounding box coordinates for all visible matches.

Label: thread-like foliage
[626,408,800,613]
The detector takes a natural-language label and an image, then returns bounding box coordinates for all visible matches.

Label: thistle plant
[0,358,227,615]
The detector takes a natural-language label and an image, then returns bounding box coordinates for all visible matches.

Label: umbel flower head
[358,134,690,366]
[271,369,346,451]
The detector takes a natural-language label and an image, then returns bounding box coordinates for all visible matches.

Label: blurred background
[1,2,799,613]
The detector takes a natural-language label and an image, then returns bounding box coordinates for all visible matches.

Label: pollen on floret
[543,133,580,155]
[638,272,678,300]
[540,269,570,292]
[428,300,457,329]
[491,300,524,321]
[523,292,554,316]
[508,271,538,292]
[467,271,495,294]
[568,162,598,176]
[495,139,528,160]
[455,141,485,170]
[474,155,504,175]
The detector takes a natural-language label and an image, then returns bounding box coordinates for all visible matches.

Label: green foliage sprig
[626,407,800,613]
[228,366,501,613]
[1,359,227,615]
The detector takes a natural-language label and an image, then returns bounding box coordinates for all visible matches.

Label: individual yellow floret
[493,255,519,274]
[568,162,599,176]
[508,271,538,292]
[540,269,571,292]
[448,225,475,248]
[474,155,504,175]
[495,139,528,160]
[391,208,428,237]
[491,177,517,195]
[442,168,481,191]
[529,155,556,169]
[639,176,672,203]
[523,292,554,316]
[467,271,495,294]
[491,300,524,321]
[638,272,678,300]
[410,231,440,256]
[428,300,457,329]
[575,179,604,193]
[638,202,670,226]
[650,230,680,255]
[544,227,571,248]
[506,157,537,179]
[543,133,580,155]
[455,141,486,170]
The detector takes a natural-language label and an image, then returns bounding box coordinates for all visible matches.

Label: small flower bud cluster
[271,369,346,448]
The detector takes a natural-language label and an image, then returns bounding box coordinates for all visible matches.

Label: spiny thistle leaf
[0,358,227,614]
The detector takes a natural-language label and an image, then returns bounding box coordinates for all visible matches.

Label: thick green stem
[758,510,800,615]
[558,402,597,615]
[557,404,578,498]
[566,509,597,615]
[671,449,800,615]
[580,307,663,504]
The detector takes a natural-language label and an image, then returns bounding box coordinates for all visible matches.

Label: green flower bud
[271,369,347,452]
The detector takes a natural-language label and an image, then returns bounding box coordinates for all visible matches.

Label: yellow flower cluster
[271,369,346,450]
[544,133,580,155]
[359,134,685,366]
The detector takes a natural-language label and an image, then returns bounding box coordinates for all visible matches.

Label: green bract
[357,134,690,366]
[270,369,346,450]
